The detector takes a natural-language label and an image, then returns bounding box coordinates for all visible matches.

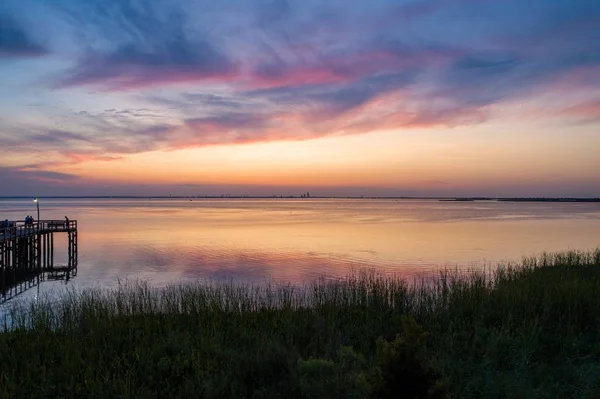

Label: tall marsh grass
[1,249,599,398]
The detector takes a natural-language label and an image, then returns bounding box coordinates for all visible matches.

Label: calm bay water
[1,198,600,298]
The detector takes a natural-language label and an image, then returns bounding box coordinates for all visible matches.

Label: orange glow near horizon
[45,117,600,193]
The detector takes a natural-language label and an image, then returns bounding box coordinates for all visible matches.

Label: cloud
[559,99,600,123]
[52,0,236,90]
[17,168,79,183]
[12,0,591,91]
[0,0,599,173]
[0,16,47,57]
[0,110,178,164]
[37,0,600,105]
[246,70,419,115]
[57,40,237,90]
[0,166,79,192]
[29,130,91,146]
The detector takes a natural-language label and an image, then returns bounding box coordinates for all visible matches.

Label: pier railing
[1,220,77,241]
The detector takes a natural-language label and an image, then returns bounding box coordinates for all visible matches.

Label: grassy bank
[1,250,600,398]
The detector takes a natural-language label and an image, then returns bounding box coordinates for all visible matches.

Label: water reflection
[0,199,598,300]
[1,269,77,303]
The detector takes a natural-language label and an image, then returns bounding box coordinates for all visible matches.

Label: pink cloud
[60,66,239,92]
[240,48,459,90]
[154,88,491,152]
[559,100,600,120]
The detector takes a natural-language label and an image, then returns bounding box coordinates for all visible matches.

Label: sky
[0,0,599,197]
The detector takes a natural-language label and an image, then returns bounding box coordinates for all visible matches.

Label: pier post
[1,242,5,292]
[68,232,72,269]
[43,233,47,270]
[45,234,50,270]
[12,238,16,288]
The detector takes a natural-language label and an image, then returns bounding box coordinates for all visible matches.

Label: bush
[370,316,448,399]
[298,346,369,399]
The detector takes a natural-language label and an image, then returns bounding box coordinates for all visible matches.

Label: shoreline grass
[1,249,600,398]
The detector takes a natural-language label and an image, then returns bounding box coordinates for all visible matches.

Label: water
[1,198,599,299]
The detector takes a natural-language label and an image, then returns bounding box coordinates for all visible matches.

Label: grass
[1,249,600,398]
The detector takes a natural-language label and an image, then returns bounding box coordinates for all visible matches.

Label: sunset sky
[1,0,599,197]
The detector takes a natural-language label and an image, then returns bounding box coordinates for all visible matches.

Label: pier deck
[1,220,78,300]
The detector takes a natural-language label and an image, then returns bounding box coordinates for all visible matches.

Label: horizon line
[1,196,599,201]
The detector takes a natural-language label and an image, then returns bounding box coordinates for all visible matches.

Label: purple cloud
[0,0,598,178]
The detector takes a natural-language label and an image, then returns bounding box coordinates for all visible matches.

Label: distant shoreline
[0,196,599,202]
[440,198,600,203]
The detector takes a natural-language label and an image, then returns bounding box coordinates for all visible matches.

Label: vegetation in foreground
[1,250,600,398]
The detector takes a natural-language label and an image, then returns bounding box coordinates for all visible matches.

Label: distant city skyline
[1,0,599,197]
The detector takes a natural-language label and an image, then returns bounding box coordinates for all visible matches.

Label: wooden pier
[1,219,77,299]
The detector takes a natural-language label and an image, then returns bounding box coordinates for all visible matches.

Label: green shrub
[370,316,448,399]
[298,346,369,399]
